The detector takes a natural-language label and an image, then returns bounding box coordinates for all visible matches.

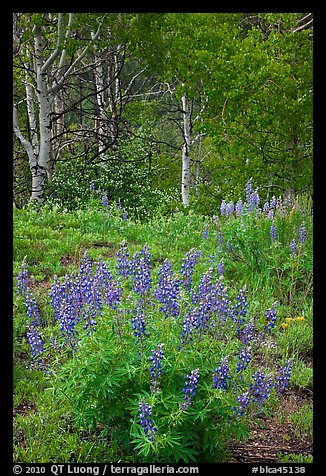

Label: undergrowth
[13,181,313,463]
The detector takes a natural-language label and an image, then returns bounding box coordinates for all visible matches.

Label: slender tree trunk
[50,91,65,179]
[25,50,39,157]
[107,51,118,142]
[32,26,53,201]
[181,92,192,206]
[94,59,105,156]
[195,134,203,195]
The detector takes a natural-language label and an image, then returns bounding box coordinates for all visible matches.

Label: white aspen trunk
[195,134,203,194]
[94,59,109,157]
[181,92,191,207]
[24,49,39,157]
[107,52,118,142]
[113,47,121,103]
[32,26,53,201]
[50,92,64,179]
[13,105,39,172]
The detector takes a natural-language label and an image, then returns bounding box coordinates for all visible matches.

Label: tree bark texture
[181,93,192,206]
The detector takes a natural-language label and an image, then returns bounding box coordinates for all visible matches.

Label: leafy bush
[18,241,297,463]
[46,135,178,219]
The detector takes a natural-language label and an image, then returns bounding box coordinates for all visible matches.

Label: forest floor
[229,389,313,463]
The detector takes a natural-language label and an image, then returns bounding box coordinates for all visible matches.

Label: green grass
[13,196,313,463]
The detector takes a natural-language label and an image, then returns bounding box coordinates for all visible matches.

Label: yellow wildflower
[280,323,289,329]
[285,317,294,322]
[296,316,305,322]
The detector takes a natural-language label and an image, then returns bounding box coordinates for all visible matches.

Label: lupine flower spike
[180,369,200,410]
[149,344,164,393]
[212,359,230,390]
[138,399,157,442]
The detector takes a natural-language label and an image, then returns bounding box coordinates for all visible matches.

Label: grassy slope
[13,198,313,463]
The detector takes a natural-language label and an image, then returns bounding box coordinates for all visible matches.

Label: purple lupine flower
[194,267,214,303]
[245,178,253,203]
[235,199,243,216]
[249,371,272,409]
[66,260,100,337]
[270,222,277,242]
[267,209,275,220]
[80,270,102,333]
[264,303,277,333]
[263,201,270,216]
[180,249,201,291]
[213,215,219,223]
[290,239,297,255]
[79,251,93,281]
[233,391,251,416]
[59,303,78,342]
[238,322,254,346]
[155,259,180,319]
[104,278,122,310]
[180,369,200,410]
[17,256,29,296]
[132,307,147,343]
[180,308,198,347]
[264,200,275,219]
[26,325,44,357]
[299,224,307,244]
[214,276,230,323]
[245,179,260,212]
[212,359,230,390]
[220,200,227,216]
[248,189,260,211]
[138,398,157,442]
[25,288,42,327]
[202,229,209,239]
[116,240,131,278]
[149,344,164,393]
[116,200,122,210]
[217,260,224,275]
[274,360,293,394]
[189,268,220,336]
[232,286,248,328]
[49,275,61,321]
[102,193,109,207]
[226,201,234,216]
[94,259,113,289]
[236,347,252,372]
[269,196,276,209]
[94,259,122,310]
[130,244,151,297]
[217,232,224,246]
[122,210,128,221]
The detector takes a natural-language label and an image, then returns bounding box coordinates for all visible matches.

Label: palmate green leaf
[131,427,156,457]
[166,435,199,462]
[192,407,211,423]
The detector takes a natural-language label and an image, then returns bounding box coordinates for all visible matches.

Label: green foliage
[13,180,312,463]
[52,311,249,462]
[46,134,178,219]
[289,403,313,438]
[277,453,313,464]
[14,13,312,211]
[289,361,313,391]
